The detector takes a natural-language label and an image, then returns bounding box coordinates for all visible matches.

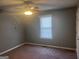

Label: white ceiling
[0,0,78,12]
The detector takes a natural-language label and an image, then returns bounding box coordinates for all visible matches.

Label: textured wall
[24,7,76,48]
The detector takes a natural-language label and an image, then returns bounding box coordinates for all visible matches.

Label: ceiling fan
[0,0,52,15]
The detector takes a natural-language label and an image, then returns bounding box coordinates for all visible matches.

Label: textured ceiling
[0,0,78,12]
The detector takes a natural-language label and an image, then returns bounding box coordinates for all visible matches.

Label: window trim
[40,15,52,39]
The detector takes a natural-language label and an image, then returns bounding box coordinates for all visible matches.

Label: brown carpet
[1,44,77,59]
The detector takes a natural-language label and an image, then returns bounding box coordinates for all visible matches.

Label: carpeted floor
[1,44,77,59]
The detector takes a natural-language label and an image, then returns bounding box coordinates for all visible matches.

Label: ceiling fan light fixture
[24,10,33,15]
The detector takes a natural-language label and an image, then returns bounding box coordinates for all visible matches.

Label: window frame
[40,15,53,39]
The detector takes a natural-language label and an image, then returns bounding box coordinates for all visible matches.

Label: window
[40,15,52,39]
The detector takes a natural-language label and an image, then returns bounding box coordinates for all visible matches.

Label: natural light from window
[40,15,52,39]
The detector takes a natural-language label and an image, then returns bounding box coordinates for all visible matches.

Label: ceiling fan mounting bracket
[24,0,34,5]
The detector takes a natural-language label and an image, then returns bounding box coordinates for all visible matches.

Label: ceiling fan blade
[0,10,24,15]
[0,3,24,8]
[35,3,53,7]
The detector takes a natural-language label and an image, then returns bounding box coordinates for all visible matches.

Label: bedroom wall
[24,7,77,48]
[0,7,76,53]
[0,14,24,53]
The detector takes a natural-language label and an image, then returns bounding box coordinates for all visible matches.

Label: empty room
[0,0,79,59]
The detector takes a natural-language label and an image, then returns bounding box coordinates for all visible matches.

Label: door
[76,7,79,59]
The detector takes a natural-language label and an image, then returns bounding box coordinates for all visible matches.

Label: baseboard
[25,43,76,51]
[0,43,25,55]
[0,42,75,55]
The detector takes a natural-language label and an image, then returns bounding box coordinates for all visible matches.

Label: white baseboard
[25,43,76,51]
[0,42,75,55]
[0,43,25,55]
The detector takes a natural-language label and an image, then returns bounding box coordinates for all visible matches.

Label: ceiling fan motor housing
[24,1,34,5]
